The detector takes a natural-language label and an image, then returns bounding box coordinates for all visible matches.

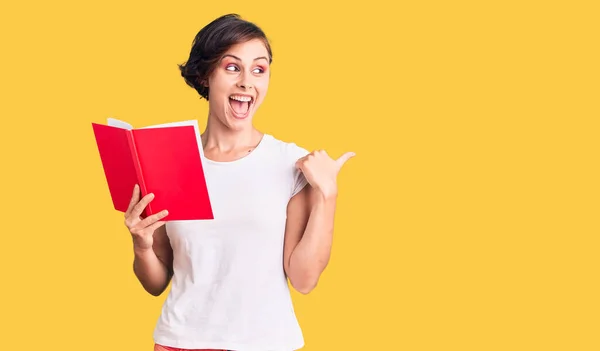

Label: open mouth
[229,94,254,119]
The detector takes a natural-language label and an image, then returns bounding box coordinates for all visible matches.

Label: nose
[236,71,254,90]
[237,82,253,89]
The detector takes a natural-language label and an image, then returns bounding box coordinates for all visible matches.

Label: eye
[253,67,265,74]
[225,64,239,72]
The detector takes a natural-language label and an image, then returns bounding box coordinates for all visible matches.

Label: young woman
[124,13,354,351]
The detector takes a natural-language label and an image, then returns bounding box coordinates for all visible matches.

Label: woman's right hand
[124,184,169,253]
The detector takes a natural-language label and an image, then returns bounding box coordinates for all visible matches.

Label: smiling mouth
[229,94,254,118]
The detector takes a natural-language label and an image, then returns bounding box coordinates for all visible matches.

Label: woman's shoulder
[262,133,309,160]
[260,133,310,196]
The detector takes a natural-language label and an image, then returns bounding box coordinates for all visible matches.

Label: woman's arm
[132,224,174,296]
[284,185,337,294]
[124,186,174,297]
[283,149,354,294]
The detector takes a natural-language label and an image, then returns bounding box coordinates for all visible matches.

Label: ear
[198,77,208,87]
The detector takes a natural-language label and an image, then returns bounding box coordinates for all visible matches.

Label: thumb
[295,157,306,171]
[336,152,356,168]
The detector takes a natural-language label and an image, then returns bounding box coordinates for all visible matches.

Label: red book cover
[91,118,213,221]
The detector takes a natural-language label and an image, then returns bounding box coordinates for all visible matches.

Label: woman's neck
[201,115,263,153]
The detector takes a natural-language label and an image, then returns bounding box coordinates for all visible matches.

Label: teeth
[230,95,252,102]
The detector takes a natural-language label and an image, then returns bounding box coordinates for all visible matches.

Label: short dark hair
[178,14,273,100]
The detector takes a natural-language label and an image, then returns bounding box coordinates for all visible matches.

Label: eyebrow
[222,54,269,63]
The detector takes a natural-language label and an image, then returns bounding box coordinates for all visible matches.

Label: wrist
[314,182,338,201]
[313,186,337,205]
[133,245,154,258]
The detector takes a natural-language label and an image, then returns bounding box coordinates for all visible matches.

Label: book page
[107,118,133,130]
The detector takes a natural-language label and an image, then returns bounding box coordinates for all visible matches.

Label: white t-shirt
[152,133,310,351]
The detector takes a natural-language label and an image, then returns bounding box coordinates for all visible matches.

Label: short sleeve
[287,142,310,198]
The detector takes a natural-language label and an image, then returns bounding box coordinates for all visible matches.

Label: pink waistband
[154,344,228,351]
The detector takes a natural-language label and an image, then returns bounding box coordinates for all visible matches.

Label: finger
[295,155,308,169]
[336,152,356,168]
[137,209,169,229]
[125,184,140,218]
[130,192,155,219]
[146,220,167,234]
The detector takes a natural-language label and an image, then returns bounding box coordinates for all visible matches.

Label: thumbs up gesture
[295,150,355,198]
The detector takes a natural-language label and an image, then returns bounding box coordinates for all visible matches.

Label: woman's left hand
[295,150,355,199]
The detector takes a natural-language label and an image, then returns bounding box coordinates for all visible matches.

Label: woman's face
[206,38,271,131]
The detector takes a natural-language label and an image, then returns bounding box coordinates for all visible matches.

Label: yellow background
[1,0,598,350]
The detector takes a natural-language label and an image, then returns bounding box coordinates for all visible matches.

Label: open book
[91,118,214,221]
